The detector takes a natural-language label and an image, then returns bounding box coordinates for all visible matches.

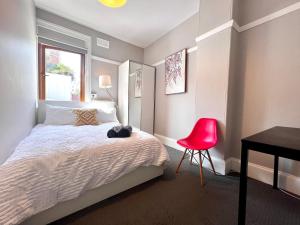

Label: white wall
[0,0,37,164]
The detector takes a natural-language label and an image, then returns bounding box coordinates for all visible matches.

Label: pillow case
[44,104,118,125]
[73,109,99,126]
[44,105,76,125]
[96,108,119,123]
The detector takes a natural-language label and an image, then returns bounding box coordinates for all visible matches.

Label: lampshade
[99,75,112,88]
[98,0,127,8]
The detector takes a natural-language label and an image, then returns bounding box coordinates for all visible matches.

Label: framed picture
[134,70,142,98]
[165,49,186,95]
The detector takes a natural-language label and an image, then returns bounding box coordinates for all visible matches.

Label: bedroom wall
[144,13,199,141]
[145,0,300,180]
[198,0,233,35]
[235,0,299,25]
[230,1,300,176]
[36,8,144,101]
[195,0,234,161]
[0,0,37,164]
[143,1,236,173]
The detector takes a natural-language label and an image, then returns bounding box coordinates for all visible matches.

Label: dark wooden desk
[238,126,300,225]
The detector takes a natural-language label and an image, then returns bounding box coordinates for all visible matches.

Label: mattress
[0,122,169,225]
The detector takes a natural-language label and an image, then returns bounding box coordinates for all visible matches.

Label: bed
[0,101,169,225]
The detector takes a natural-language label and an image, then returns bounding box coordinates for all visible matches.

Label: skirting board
[155,133,300,195]
[227,157,300,196]
[154,133,226,175]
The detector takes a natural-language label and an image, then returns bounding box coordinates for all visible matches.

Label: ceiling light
[99,0,127,8]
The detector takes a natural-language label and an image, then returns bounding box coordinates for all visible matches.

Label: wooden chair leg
[190,150,194,165]
[206,150,216,175]
[198,151,204,186]
[176,148,188,174]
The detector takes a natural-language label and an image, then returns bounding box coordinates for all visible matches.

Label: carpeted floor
[51,147,300,225]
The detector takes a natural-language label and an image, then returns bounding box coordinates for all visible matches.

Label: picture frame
[165,49,186,95]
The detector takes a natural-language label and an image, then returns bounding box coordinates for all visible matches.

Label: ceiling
[34,0,199,48]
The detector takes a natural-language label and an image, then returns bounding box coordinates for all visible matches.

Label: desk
[238,126,300,225]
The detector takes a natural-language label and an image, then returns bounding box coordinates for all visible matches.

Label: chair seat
[177,138,215,150]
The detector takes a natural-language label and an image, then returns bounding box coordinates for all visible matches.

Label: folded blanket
[107,125,133,138]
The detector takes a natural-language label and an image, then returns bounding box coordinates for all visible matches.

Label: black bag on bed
[107,125,132,138]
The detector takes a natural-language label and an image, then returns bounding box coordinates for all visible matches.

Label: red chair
[176,118,218,186]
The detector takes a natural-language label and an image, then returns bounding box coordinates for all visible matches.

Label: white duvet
[0,123,169,225]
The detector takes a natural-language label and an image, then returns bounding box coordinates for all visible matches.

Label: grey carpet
[51,147,300,225]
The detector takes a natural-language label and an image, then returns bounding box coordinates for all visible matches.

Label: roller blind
[37,26,88,54]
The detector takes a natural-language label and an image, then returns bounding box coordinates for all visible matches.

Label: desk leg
[238,144,249,225]
[273,155,279,189]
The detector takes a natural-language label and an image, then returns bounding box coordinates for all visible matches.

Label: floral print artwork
[165,49,186,94]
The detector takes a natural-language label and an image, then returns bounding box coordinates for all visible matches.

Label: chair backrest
[188,118,218,145]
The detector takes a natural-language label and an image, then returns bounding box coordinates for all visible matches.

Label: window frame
[38,43,85,101]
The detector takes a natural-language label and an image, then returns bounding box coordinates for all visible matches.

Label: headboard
[37,100,116,124]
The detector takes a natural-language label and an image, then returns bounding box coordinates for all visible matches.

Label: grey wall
[235,0,299,25]
[144,4,234,163]
[144,13,199,140]
[195,28,232,160]
[145,0,300,178]
[195,0,235,161]
[225,29,240,160]
[144,1,237,164]
[0,0,37,164]
[36,8,144,101]
[199,0,300,176]
[198,0,233,35]
[144,13,199,64]
[231,5,300,176]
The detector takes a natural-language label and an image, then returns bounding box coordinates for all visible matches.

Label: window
[38,44,85,101]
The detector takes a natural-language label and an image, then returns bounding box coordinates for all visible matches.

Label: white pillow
[44,105,76,125]
[96,108,119,123]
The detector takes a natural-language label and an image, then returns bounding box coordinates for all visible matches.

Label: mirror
[118,60,155,134]
[129,62,142,130]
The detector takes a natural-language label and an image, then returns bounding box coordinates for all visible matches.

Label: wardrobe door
[118,60,129,125]
[141,65,155,134]
[119,60,155,134]
[128,62,142,130]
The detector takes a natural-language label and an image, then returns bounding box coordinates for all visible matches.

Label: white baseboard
[154,133,226,175]
[155,133,300,195]
[227,157,300,196]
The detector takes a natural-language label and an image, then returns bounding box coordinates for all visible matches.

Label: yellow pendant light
[99,0,127,8]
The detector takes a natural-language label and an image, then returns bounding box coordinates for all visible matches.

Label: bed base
[21,166,164,225]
